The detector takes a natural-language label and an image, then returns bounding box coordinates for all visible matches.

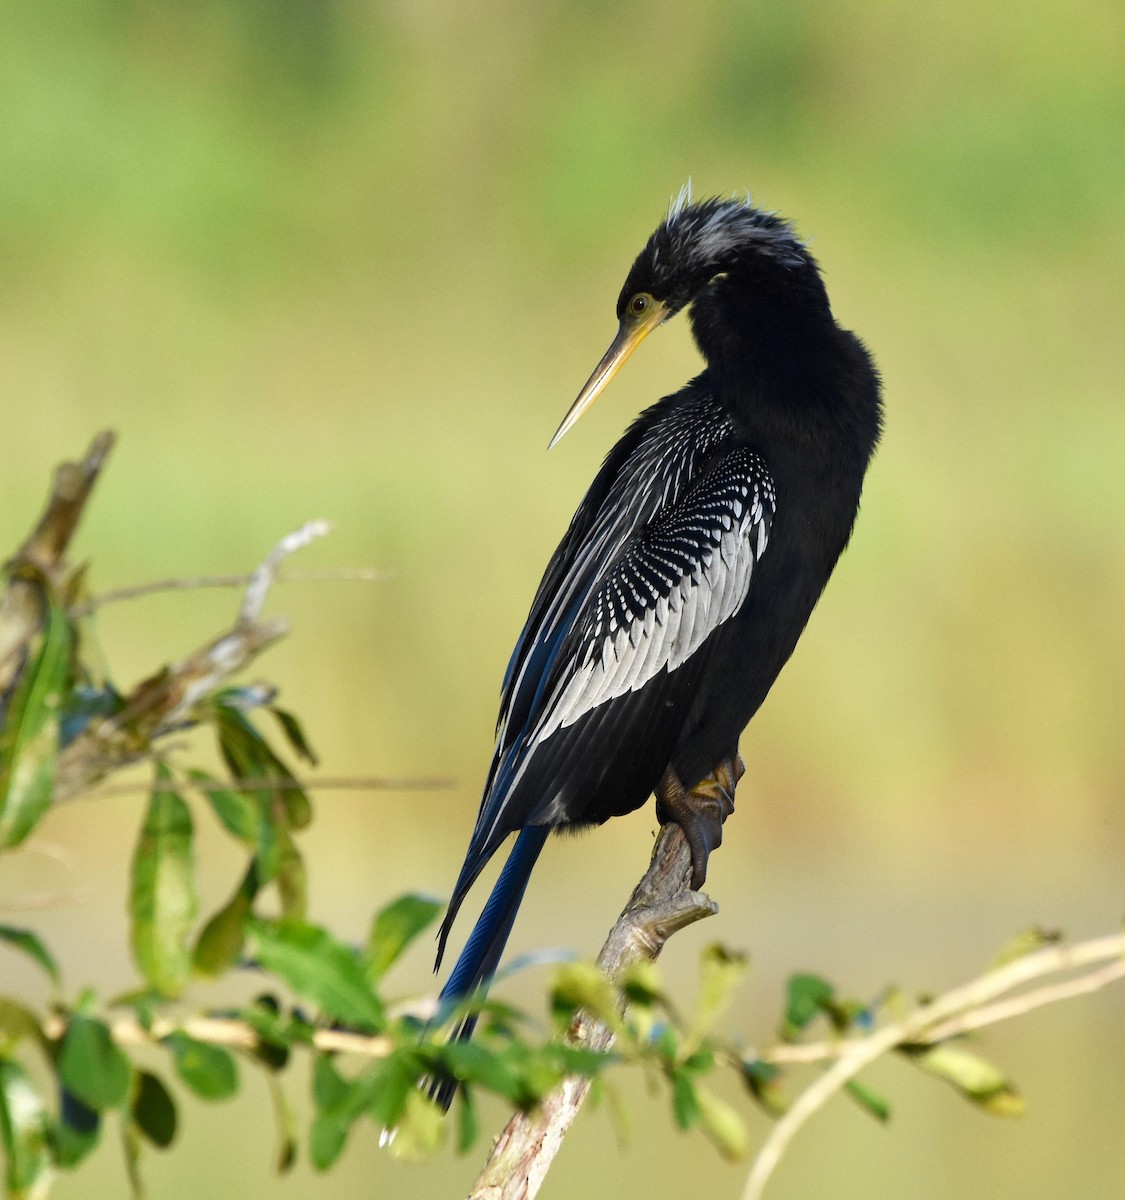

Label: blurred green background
[2,0,1123,1196]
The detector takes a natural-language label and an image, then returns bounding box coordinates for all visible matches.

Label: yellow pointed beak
[548,301,669,449]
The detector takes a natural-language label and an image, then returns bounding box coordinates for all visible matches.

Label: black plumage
[432,188,882,1096]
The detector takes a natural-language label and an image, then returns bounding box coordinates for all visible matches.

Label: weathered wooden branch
[0,431,115,692]
[468,822,719,1200]
[0,434,336,803]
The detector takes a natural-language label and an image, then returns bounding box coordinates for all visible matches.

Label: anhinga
[433,186,882,1095]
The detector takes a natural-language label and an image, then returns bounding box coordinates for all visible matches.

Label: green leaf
[120,1119,143,1200]
[782,973,835,1040]
[309,1112,349,1171]
[670,1067,701,1130]
[240,997,291,1071]
[264,1072,298,1174]
[550,963,621,1031]
[438,1042,522,1104]
[365,1050,422,1127]
[269,707,318,766]
[131,1071,177,1149]
[186,770,261,845]
[273,827,307,921]
[0,1057,54,1197]
[738,1058,787,1117]
[0,928,60,989]
[53,1088,100,1168]
[58,1015,131,1110]
[685,943,748,1052]
[192,862,260,978]
[130,765,198,997]
[163,1032,238,1101]
[619,960,664,1008]
[214,703,312,833]
[0,599,71,849]
[456,1087,478,1155]
[249,920,385,1030]
[307,1060,368,1168]
[387,1089,445,1163]
[0,997,45,1048]
[696,1085,748,1160]
[365,894,443,983]
[991,926,1062,968]
[312,1054,349,1112]
[845,1079,891,1122]
[905,1044,1024,1116]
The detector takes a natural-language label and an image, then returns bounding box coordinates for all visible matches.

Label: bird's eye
[629,293,650,316]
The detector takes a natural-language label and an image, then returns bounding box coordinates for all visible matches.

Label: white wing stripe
[534,465,772,743]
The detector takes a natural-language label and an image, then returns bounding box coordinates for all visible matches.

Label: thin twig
[468,823,718,1200]
[239,521,332,624]
[918,955,1125,1044]
[83,775,456,800]
[69,567,394,618]
[740,932,1125,1200]
[38,1011,397,1059]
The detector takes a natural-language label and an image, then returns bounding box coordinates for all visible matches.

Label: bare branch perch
[468,822,718,1200]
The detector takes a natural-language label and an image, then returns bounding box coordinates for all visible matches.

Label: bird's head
[550,185,814,448]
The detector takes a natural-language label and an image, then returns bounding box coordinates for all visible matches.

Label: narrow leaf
[696,1085,748,1160]
[269,707,318,766]
[845,1079,891,1122]
[670,1067,701,1129]
[365,894,443,982]
[192,862,259,977]
[0,928,60,988]
[0,1057,54,1197]
[906,1044,1024,1116]
[58,1015,131,1110]
[264,1072,298,1174]
[991,926,1062,969]
[120,1120,143,1200]
[273,827,307,921]
[249,920,385,1030]
[163,1033,238,1101]
[456,1088,478,1155]
[685,943,748,1051]
[130,765,198,997]
[0,600,71,849]
[131,1072,177,1148]
[186,770,261,845]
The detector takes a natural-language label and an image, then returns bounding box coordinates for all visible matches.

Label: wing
[531,446,773,747]
[496,384,737,767]
[446,388,776,920]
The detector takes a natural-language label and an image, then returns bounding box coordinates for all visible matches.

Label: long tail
[428,825,549,1110]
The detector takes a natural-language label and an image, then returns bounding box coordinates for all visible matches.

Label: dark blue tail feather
[428,825,549,1110]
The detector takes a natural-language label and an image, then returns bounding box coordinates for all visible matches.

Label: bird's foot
[656,754,745,890]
